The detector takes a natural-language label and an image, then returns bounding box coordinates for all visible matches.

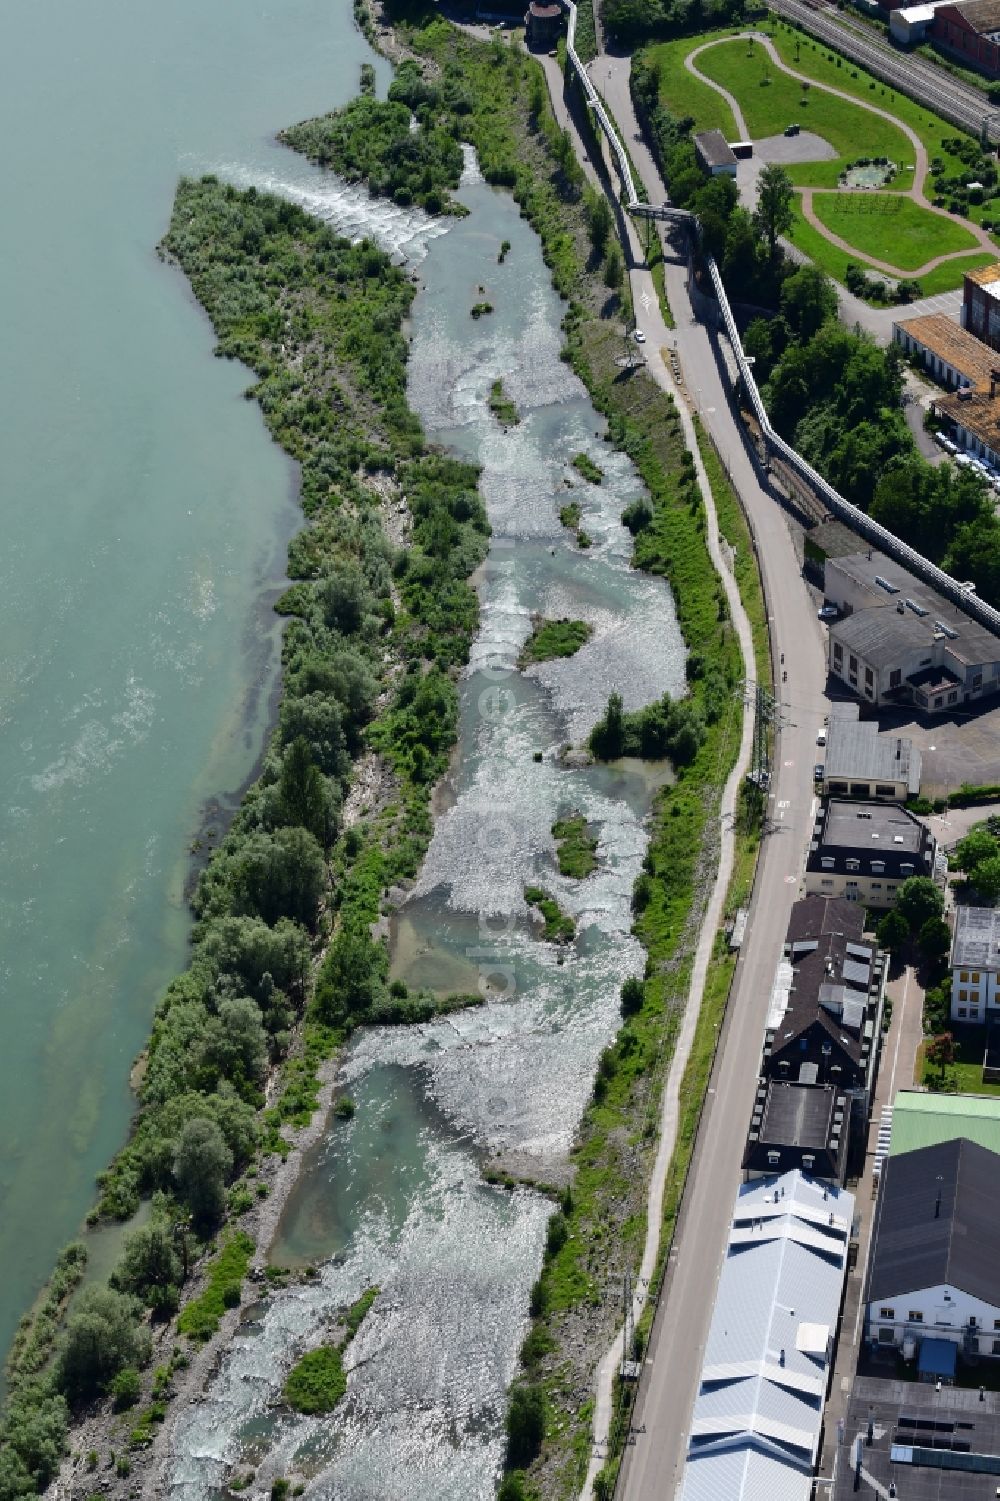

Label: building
[893,310,1000,390]
[962,260,1000,350]
[820,703,921,801]
[679,1170,855,1501]
[950,905,1000,1021]
[866,1136,1000,1361]
[889,0,952,43]
[931,0,1000,78]
[823,551,1000,714]
[693,128,738,177]
[889,1087,1000,1157]
[524,0,562,46]
[743,1077,850,1181]
[804,800,936,908]
[833,1375,1000,1498]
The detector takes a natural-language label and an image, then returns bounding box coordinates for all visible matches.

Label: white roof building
[679,1170,856,1501]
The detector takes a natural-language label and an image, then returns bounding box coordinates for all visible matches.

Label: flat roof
[824,717,921,793]
[890,1088,1000,1158]
[953,904,1000,970]
[827,552,1000,666]
[834,1375,1000,1500]
[895,313,1000,389]
[760,1080,841,1148]
[680,1171,854,1501]
[693,128,737,169]
[821,799,924,854]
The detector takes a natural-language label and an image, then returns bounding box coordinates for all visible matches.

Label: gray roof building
[867,1137,1000,1307]
[693,128,738,176]
[804,799,936,909]
[822,705,921,800]
[680,1170,855,1501]
[833,1375,1000,1499]
[952,905,1000,972]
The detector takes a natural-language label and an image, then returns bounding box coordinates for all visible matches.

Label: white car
[818,604,838,621]
[633,329,646,344]
[816,726,827,746]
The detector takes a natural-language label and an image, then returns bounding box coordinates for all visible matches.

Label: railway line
[769,0,1000,143]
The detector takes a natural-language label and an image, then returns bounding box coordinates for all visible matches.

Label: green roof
[890,1090,1000,1159]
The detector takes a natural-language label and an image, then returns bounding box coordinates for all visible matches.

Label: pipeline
[706,253,1000,635]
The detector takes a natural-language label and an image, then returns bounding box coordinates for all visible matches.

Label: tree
[953,827,999,873]
[278,692,350,779]
[111,1222,182,1306]
[918,916,952,963]
[506,1382,546,1470]
[971,854,1000,902]
[603,247,624,289]
[276,737,334,845]
[896,876,944,933]
[195,915,311,1010]
[314,928,388,1023]
[925,1031,958,1083]
[876,908,909,957]
[584,189,613,257]
[779,264,838,341]
[58,1287,151,1402]
[589,692,626,760]
[0,1381,68,1497]
[318,559,366,634]
[228,826,326,929]
[752,164,794,260]
[173,1117,233,1227]
[620,977,644,1016]
[202,997,269,1095]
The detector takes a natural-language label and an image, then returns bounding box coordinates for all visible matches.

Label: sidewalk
[818,961,924,1481]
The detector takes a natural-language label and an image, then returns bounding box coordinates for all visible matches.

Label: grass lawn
[645,30,742,138]
[810,191,978,270]
[787,198,993,292]
[695,39,914,187]
[916,1045,1000,1097]
[767,17,983,184]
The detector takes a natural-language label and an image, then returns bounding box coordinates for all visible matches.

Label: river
[0,0,395,1365]
[164,154,687,1497]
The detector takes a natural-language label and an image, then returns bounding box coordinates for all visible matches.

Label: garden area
[809,192,979,272]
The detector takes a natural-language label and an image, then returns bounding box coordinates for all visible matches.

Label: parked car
[955,453,972,468]
[814,763,825,782]
[816,726,827,746]
[818,604,839,621]
[784,123,800,136]
[633,329,646,344]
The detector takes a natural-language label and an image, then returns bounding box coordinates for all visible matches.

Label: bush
[620,976,644,1016]
[58,1288,151,1403]
[506,1383,546,1470]
[284,1346,347,1414]
[110,1368,141,1412]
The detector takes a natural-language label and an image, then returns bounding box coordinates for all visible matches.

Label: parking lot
[875,695,1000,799]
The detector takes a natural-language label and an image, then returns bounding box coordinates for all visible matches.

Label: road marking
[777,800,790,809]
[783,759,794,766]
[784,874,797,884]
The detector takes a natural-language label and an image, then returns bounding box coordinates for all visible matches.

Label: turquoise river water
[0,0,392,1364]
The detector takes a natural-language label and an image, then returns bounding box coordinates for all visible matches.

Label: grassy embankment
[0,135,490,1495]
[340,16,764,1497]
[552,815,598,879]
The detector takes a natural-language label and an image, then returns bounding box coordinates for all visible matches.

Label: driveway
[875,696,1000,798]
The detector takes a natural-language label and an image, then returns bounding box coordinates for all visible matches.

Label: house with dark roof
[866,1137,1000,1361]
[758,897,886,1173]
[804,800,936,909]
[693,129,737,177]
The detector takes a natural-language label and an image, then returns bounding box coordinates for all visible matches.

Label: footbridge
[559,0,697,230]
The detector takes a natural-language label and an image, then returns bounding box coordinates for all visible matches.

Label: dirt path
[686,33,999,279]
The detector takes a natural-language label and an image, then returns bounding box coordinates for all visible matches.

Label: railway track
[769,0,1000,143]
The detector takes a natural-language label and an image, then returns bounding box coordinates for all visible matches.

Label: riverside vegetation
[338,8,763,1496]
[0,145,490,1494]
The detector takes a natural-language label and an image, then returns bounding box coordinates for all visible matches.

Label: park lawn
[810,190,979,270]
[916,1044,1000,1097]
[787,199,990,293]
[695,39,915,183]
[767,16,979,183]
[646,30,742,137]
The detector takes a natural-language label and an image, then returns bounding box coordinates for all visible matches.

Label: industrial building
[866,1137,1000,1367]
[889,1087,1000,1158]
[804,800,936,908]
[819,703,921,802]
[962,260,1000,351]
[823,551,1000,713]
[679,1170,855,1501]
[833,1375,1000,1498]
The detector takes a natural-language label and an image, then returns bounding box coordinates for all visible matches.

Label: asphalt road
[596,56,835,1501]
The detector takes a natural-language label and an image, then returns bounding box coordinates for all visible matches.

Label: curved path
[686,33,999,278]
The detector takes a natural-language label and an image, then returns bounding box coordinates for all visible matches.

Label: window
[821,879,834,888]
[880,1307,895,1320]
[900,864,915,876]
[768,1150,780,1166]
[875,787,894,799]
[890,669,902,689]
[960,990,969,1003]
[846,859,861,873]
[909,1311,923,1323]
[802,1154,815,1170]
[948,692,958,704]
[961,971,970,983]
[821,857,835,870]
[972,972,981,983]
[872,861,885,875]
[958,1008,968,1018]
[974,674,983,689]
[878,1327,895,1343]
[993,1339,1000,1356]
[850,654,858,672]
[992,1319,1000,1330]
[970,1316,978,1328]
[871,883,882,891]
[866,667,874,686]
[833,643,843,663]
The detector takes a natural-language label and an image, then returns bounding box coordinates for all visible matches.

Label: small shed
[524,0,562,47]
[693,129,738,178]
